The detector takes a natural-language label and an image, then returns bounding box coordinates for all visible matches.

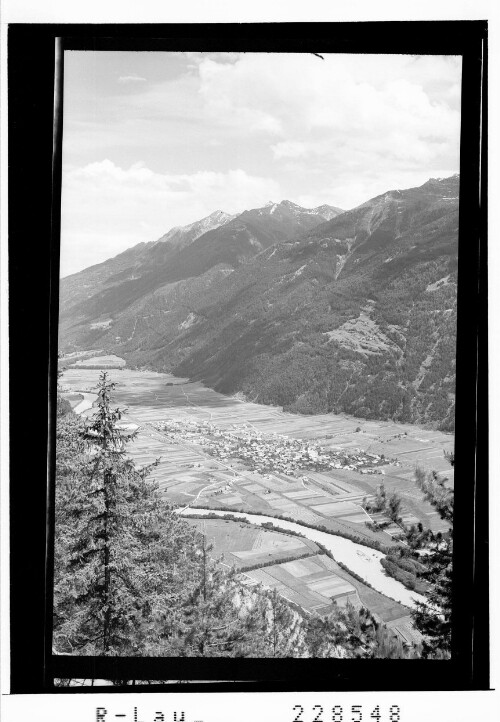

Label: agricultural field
[60,366,437,633]
[71,354,127,368]
[184,517,319,570]
[61,367,453,543]
[242,553,359,615]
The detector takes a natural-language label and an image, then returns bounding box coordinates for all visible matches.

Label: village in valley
[152,417,392,476]
[59,361,453,648]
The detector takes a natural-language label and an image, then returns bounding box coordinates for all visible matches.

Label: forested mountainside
[60,200,342,320]
[59,176,458,430]
[60,209,235,311]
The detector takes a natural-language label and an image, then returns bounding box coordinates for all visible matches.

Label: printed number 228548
[292,705,401,722]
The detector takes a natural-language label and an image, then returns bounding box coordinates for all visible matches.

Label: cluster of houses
[211,480,234,496]
[154,419,392,477]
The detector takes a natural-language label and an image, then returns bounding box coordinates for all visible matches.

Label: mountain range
[59,176,459,429]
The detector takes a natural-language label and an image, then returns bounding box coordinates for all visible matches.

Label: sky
[60,51,462,276]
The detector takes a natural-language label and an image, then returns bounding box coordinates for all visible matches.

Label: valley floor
[60,363,453,644]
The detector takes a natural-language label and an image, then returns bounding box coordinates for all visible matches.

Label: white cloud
[296,168,459,211]
[272,141,308,159]
[198,58,284,135]
[118,74,147,84]
[60,160,281,276]
[196,53,461,176]
[61,52,462,270]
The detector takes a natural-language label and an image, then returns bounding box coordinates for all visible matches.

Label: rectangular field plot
[248,555,360,613]
[279,588,329,609]
[285,507,323,524]
[252,530,296,551]
[263,568,333,606]
[318,555,342,573]
[168,481,204,493]
[256,477,290,491]
[231,542,304,563]
[186,519,317,571]
[281,558,325,578]
[232,549,284,560]
[309,473,362,494]
[73,354,126,368]
[309,555,411,621]
[267,498,301,511]
[216,494,242,505]
[239,496,275,513]
[311,501,363,516]
[301,495,335,506]
[283,490,321,499]
[167,474,206,486]
[243,568,283,589]
[184,519,260,554]
[251,490,282,500]
[341,513,369,523]
[307,576,356,598]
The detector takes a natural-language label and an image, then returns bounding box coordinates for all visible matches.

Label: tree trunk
[103,469,111,654]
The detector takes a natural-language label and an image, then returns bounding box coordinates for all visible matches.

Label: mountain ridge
[60,200,344,320]
[155,209,236,251]
[60,176,458,429]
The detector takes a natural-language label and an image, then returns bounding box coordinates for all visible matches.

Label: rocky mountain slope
[60,200,343,337]
[59,178,458,429]
[156,209,236,251]
[60,209,235,311]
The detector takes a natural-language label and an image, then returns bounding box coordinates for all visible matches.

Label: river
[64,364,443,610]
[73,392,98,414]
[178,507,426,609]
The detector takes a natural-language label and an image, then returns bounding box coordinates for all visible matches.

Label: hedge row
[239,550,317,573]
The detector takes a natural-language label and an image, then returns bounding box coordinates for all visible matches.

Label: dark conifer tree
[410,465,453,658]
[53,372,201,655]
[265,588,306,658]
[305,602,413,659]
[168,529,273,657]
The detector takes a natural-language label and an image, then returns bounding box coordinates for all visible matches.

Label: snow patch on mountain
[180,210,235,241]
[256,200,343,222]
[158,209,235,246]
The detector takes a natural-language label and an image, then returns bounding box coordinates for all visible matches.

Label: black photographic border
[8,20,488,693]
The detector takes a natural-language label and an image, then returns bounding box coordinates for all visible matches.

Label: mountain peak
[156,209,234,249]
[428,172,459,182]
[246,199,344,221]
[255,199,312,217]
[208,209,231,219]
[279,199,301,208]
[420,173,460,188]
